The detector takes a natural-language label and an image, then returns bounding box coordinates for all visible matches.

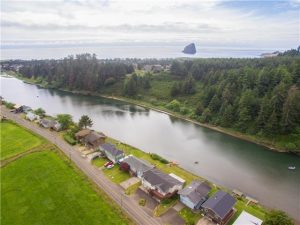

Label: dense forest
[2,49,300,152]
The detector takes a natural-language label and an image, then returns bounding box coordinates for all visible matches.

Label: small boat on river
[288,166,296,170]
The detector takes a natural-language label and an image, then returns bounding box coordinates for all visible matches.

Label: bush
[63,134,77,145]
[166,100,181,112]
[104,77,116,86]
[3,101,15,109]
[150,153,169,164]
[285,142,297,151]
[139,198,146,206]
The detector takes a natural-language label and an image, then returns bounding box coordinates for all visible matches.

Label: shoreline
[3,73,297,154]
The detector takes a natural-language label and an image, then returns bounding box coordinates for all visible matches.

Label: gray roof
[202,190,236,220]
[178,181,211,205]
[40,119,56,127]
[142,168,182,193]
[122,155,154,173]
[100,143,124,156]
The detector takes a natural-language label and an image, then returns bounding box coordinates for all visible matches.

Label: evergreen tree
[78,115,93,129]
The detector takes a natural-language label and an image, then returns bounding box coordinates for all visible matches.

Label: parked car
[107,164,114,169]
[104,161,113,167]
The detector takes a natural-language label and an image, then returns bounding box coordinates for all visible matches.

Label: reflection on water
[1,76,299,220]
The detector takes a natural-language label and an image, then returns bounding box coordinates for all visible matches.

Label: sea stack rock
[182,43,196,54]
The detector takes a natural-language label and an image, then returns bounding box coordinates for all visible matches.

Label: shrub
[166,100,181,112]
[150,153,169,164]
[139,198,146,206]
[3,101,15,109]
[63,134,77,145]
[285,142,297,151]
[104,77,116,86]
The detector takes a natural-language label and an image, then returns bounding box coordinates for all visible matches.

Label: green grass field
[1,121,133,225]
[0,121,44,160]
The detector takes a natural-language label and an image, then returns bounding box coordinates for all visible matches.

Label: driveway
[196,217,216,225]
[120,177,140,190]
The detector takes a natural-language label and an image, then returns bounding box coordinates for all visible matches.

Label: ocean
[0,45,281,60]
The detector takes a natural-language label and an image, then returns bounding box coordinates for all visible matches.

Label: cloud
[1,0,299,48]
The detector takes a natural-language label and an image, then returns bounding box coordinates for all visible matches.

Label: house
[99,143,125,163]
[75,129,92,141]
[141,168,184,201]
[121,155,154,178]
[39,119,55,128]
[178,181,211,210]
[232,211,263,225]
[22,105,32,113]
[13,104,23,113]
[202,190,236,225]
[39,119,61,131]
[25,112,40,121]
[83,131,106,148]
[152,64,163,73]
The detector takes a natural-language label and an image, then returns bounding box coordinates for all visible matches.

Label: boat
[288,166,296,170]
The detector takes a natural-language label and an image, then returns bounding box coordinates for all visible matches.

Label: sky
[1,0,300,49]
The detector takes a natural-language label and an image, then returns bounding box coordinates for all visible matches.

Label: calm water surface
[1,76,299,220]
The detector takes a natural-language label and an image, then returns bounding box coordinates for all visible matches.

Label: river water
[1,76,299,220]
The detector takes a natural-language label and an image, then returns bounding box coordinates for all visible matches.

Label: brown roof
[84,131,106,144]
[75,129,92,138]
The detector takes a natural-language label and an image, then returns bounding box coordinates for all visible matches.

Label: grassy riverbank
[1,120,134,225]
[8,72,300,154]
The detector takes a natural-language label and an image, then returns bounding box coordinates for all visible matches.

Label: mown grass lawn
[0,121,44,160]
[1,150,132,225]
[103,164,131,184]
[178,207,202,225]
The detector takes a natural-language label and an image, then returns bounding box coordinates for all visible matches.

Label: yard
[0,120,44,160]
[1,121,133,225]
[178,207,202,225]
[227,198,266,225]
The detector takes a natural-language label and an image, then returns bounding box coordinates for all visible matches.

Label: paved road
[1,107,162,225]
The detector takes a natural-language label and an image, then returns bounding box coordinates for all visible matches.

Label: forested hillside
[3,51,300,152]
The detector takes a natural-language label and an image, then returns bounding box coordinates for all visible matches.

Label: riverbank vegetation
[0,120,133,225]
[2,49,300,153]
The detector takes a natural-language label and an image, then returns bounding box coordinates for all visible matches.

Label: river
[1,76,299,220]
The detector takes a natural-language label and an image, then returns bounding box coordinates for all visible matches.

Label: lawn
[1,150,132,225]
[92,157,131,184]
[228,198,266,225]
[102,164,131,184]
[178,207,202,225]
[0,120,44,160]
